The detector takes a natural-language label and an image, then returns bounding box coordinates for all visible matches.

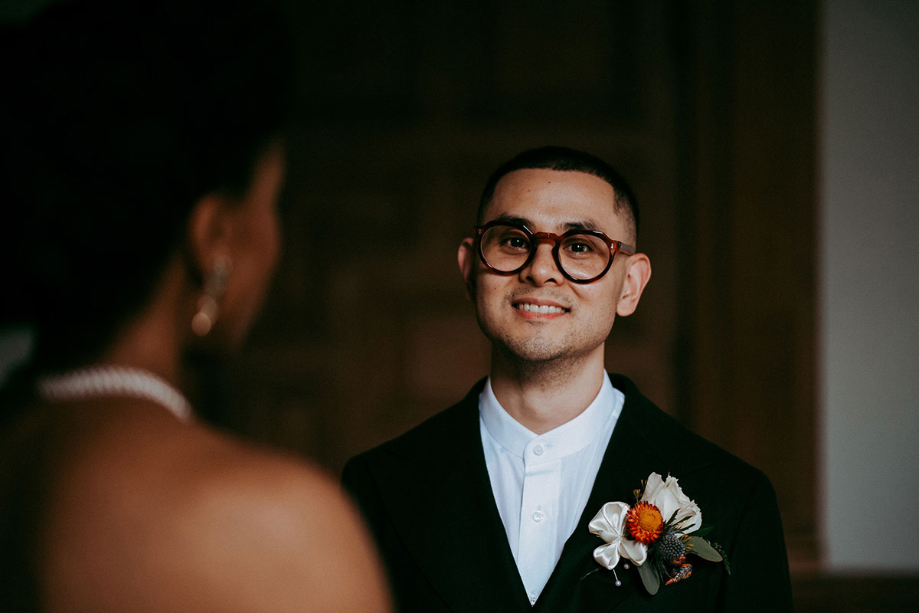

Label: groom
[343,146,792,612]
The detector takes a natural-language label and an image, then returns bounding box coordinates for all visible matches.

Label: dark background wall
[221,0,822,588]
[4,0,917,610]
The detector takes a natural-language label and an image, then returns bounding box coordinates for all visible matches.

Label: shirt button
[533,510,545,522]
[533,444,544,456]
[529,594,537,604]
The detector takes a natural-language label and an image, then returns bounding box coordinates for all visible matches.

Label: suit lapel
[376,384,532,613]
[375,375,716,612]
[535,375,687,612]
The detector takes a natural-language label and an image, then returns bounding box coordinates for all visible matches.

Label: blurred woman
[0,1,390,611]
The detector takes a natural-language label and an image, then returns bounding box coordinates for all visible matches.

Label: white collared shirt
[479,374,623,605]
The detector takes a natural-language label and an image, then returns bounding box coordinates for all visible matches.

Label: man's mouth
[513,302,570,314]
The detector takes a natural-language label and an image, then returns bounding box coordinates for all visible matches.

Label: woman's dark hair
[1,0,295,371]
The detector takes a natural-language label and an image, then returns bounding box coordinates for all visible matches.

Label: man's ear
[187,192,235,277]
[457,237,476,301]
[616,253,651,317]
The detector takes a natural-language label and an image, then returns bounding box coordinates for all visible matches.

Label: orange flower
[626,502,663,544]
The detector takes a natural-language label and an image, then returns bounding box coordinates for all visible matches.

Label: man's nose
[520,239,561,285]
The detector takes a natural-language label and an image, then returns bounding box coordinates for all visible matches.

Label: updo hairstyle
[1,0,295,372]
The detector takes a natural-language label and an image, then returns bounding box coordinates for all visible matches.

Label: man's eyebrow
[490,213,533,227]
[487,214,605,234]
[562,219,603,233]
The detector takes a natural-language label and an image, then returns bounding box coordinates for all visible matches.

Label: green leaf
[687,537,723,562]
[692,524,714,538]
[637,563,660,595]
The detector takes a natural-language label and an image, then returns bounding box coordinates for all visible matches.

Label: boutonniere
[588,472,730,595]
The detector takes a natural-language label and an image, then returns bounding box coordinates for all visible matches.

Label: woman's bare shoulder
[36,404,390,612]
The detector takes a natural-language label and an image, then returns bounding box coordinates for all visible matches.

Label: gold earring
[192,255,231,336]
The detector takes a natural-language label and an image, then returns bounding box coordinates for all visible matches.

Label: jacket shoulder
[346,379,484,470]
[610,373,766,483]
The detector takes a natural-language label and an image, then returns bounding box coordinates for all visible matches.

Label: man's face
[459,168,647,365]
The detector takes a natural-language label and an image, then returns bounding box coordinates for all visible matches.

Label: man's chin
[494,337,570,364]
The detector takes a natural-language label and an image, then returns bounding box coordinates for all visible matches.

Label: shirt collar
[479,374,621,462]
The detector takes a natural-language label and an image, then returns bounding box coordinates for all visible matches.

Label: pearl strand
[37,365,193,423]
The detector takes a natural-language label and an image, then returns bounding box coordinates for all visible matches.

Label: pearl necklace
[37,365,193,423]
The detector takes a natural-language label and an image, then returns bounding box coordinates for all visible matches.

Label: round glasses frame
[473,221,635,284]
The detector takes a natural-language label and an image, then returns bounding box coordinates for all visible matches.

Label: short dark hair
[1,0,294,370]
[477,146,639,241]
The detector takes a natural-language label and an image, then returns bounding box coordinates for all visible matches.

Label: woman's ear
[187,193,235,278]
[457,237,476,301]
[616,253,651,317]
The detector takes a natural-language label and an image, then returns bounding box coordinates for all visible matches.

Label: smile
[513,302,570,314]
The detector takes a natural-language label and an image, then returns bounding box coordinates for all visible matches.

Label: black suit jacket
[343,375,792,612]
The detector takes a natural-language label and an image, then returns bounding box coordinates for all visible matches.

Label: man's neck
[489,350,607,435]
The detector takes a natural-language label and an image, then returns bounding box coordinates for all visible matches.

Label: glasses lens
[480,225,531,272]
[558,234,611,280]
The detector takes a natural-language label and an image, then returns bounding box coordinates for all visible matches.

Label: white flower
[641,473,702,534]
[588,501,648,569]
